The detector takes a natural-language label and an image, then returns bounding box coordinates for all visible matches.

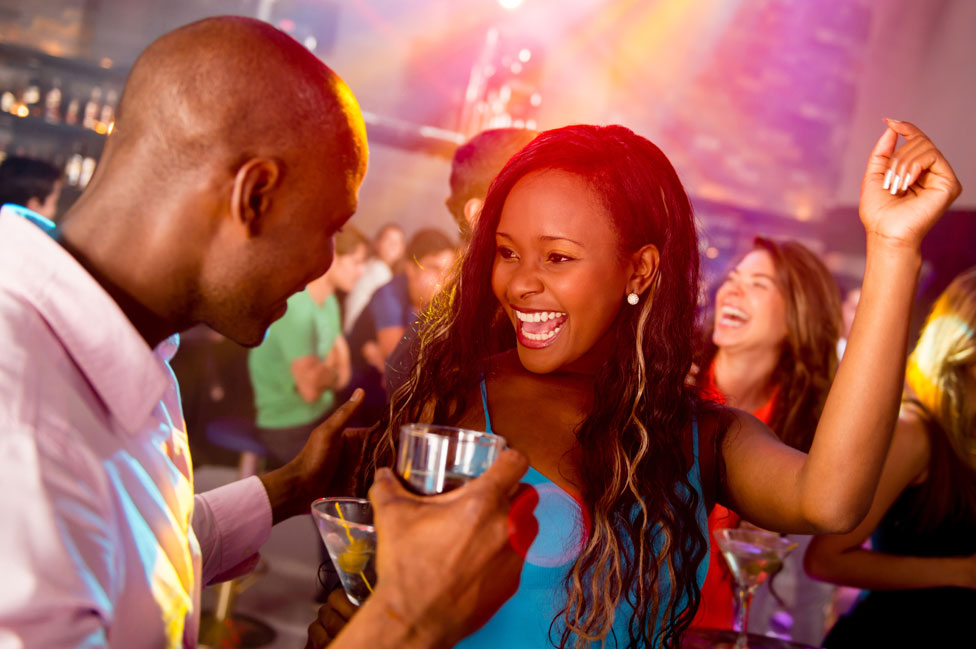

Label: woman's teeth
[523,325,563,341]
[719,305,750,326]
[515,310,566,323]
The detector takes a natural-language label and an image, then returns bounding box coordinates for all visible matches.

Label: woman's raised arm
[720,120,962,534]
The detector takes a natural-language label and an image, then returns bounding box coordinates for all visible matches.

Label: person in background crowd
[446,128,540,241]
[0,155,63,220]
[343,223,406,333]
[345,227,456,426]
[316,119,961,648]
[249,226,369,467]
[383,128,538,397]
[692,238,841,645]
[805,267,976,648]
[0,16,536,649]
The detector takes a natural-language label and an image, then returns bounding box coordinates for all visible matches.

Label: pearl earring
[627,292,640,305]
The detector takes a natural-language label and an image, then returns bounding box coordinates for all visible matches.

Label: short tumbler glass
[396,423,507,495]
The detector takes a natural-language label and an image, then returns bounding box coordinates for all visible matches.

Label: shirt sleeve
[0,426,116,648]
[192,476,273,586]
[370,279,408,331]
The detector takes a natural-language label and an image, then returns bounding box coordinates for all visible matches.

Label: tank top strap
[480,378,495,436]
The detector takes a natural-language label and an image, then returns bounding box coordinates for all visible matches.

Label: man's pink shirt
[0,206,273,648]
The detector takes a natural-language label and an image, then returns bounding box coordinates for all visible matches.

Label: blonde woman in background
[806,267,976,647]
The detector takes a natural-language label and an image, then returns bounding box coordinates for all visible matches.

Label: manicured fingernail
[902,173,911,191]
[883,169,893,190]
[884,117,902,123]
[890,175,900,195]
[350,388,364,402]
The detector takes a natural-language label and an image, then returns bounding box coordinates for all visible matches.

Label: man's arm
[376,326,405,362]
[0,426,116,647]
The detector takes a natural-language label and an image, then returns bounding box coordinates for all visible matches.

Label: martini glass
[714,528,798,649]
[311,498,376,605]
[396,424,506,495]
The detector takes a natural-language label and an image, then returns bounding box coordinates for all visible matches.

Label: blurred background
[2,0,973,291]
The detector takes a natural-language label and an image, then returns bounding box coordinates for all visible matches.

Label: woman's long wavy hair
[699,238,841,452]
[904,267,976,528]
[360,124,712,648]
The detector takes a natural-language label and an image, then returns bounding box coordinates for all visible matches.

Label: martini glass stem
[732,583,754,649]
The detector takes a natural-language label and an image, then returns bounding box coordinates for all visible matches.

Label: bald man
[0,17,532,649]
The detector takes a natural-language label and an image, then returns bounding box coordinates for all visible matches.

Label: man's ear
[628,244,661,297]
[25,196,43,213]
[231,157,281,235]
[463,197,484,231]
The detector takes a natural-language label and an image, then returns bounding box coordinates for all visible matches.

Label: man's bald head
[108,16,366,184]
[61,16,370,349]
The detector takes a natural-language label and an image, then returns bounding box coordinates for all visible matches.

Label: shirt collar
[0,205,172,435]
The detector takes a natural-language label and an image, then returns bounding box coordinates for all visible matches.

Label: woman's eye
[497,246,516,260]
[548,253,574,263]
[752,282,768,290]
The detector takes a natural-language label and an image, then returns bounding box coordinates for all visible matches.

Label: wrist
[864,231,924,261]
[348,587,450,649]
[258,463,306,524]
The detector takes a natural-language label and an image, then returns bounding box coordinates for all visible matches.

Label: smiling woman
[354,121,961,649]
[693,238,843,640]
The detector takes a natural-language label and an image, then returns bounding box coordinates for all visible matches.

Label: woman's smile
[513,307,568,348]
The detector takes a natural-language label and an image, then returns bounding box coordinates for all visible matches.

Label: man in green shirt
[249,228,369,466]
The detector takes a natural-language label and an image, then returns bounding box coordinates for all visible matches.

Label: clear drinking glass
[396,423,507,495]
[714,528,798,649]
[311,498,377,606]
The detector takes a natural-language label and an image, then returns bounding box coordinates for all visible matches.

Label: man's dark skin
[50,16,535,649]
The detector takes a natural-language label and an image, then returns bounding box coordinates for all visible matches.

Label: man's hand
[258,390,363,524]
[365,449,539,648]
[305,588,358,648]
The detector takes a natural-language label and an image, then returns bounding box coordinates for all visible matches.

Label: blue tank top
[456,380,710,649]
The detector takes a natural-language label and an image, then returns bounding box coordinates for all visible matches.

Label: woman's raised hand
[859,119,962,250]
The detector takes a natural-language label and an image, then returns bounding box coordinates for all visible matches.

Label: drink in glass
[311,498,377,606]
[397,423,506,495]
[714,528,798,649]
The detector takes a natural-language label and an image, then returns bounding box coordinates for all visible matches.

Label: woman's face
[329,243,368,292]
[712,249,788,353]
[491,169,632,375]
[376,227,405,267]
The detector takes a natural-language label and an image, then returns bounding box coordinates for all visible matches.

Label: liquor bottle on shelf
[96,90,117,134]
[64,96,81,126]
[0,90,14,113]
[79,155,97,188]
[82,87,102,130]
[23,80,42,118]
[44,79,63,123]
[65,146,84,186]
